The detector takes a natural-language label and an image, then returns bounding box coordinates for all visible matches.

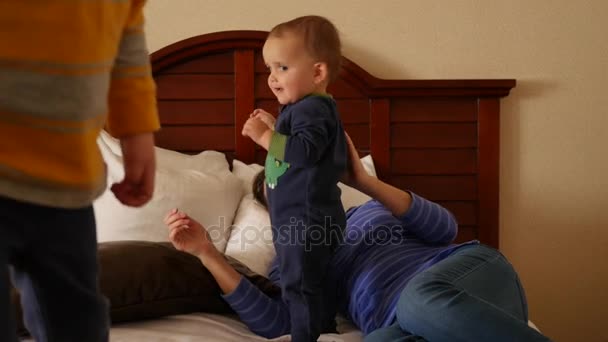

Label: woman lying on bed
[163,135,552,342]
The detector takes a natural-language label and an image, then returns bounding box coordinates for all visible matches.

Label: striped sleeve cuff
[221,275,253,309]
[398,191,422,223]
[398,192,458,244]
[221,276,290,338]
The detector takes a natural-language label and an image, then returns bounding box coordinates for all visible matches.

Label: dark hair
[252,170,267,209]
[268,15,342,82]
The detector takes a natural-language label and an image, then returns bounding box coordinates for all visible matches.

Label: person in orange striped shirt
[0,1,160,341]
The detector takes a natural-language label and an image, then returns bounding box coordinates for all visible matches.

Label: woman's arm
[199,253,241,294]
[204,254,290,338]
[197,252,291,338]
[203,253,290,338]
[164,209,242,293]
[341,134,412,217]
[341,135,457,244]
[163,209,290,338]
[221,275,290,338]
[357,176,413,218]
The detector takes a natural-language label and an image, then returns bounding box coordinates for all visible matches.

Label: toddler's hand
[250,109,276,130]
[242,117,272,150]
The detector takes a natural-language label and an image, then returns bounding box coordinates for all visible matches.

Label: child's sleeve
[268,99,335,167]
[105,0,160,138]
[222,276,290,338]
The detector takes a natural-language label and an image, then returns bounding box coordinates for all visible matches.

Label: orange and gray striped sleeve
[106,0,160,138]
[0,1,159,207]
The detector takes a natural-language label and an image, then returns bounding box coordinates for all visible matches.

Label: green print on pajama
[265,154,290,189]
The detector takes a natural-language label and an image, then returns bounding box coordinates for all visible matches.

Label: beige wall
[144,1,608,341]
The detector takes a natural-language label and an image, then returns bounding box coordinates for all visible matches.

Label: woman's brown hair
[252,170,268,209]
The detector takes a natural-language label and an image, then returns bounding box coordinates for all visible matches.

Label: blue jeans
[0,196,108,342]
[365,244,552,342]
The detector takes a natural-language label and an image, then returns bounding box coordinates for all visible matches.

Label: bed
[21,30,518,341]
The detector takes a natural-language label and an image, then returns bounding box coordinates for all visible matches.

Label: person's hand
[111,133,155,207]
[163,208,219,260]
[341,133,372,190]
[242,117,272,150]
[250,109,276,130]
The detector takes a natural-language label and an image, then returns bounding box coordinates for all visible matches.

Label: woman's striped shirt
[223,192,477,337]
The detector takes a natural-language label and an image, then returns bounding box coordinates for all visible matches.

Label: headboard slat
[370,99,391,180]
[234,50,256,163]
[477,98,501,248]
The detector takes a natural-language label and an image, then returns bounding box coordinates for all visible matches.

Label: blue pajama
[265,94,347,342]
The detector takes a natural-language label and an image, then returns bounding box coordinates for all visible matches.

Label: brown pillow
[12,241,280,336]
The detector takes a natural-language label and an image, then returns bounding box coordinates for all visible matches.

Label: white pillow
[339,154,377,210]
[231,159,264,195]
[224,194,275,276]
[98,131,229,174]
[360,154,377,178]
[94,132,243,253]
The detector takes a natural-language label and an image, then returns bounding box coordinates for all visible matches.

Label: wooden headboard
[150,30,516,249]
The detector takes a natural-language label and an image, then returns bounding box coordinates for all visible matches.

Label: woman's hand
[164,209,243,294]
[341,133,413,216]
[341,133,373,190]
[250,109,276,130]
[164,209,219,261]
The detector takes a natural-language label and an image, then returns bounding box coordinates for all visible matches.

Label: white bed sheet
[107,313,362,342]
[22,313,539,341]
[106,315,540,342]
